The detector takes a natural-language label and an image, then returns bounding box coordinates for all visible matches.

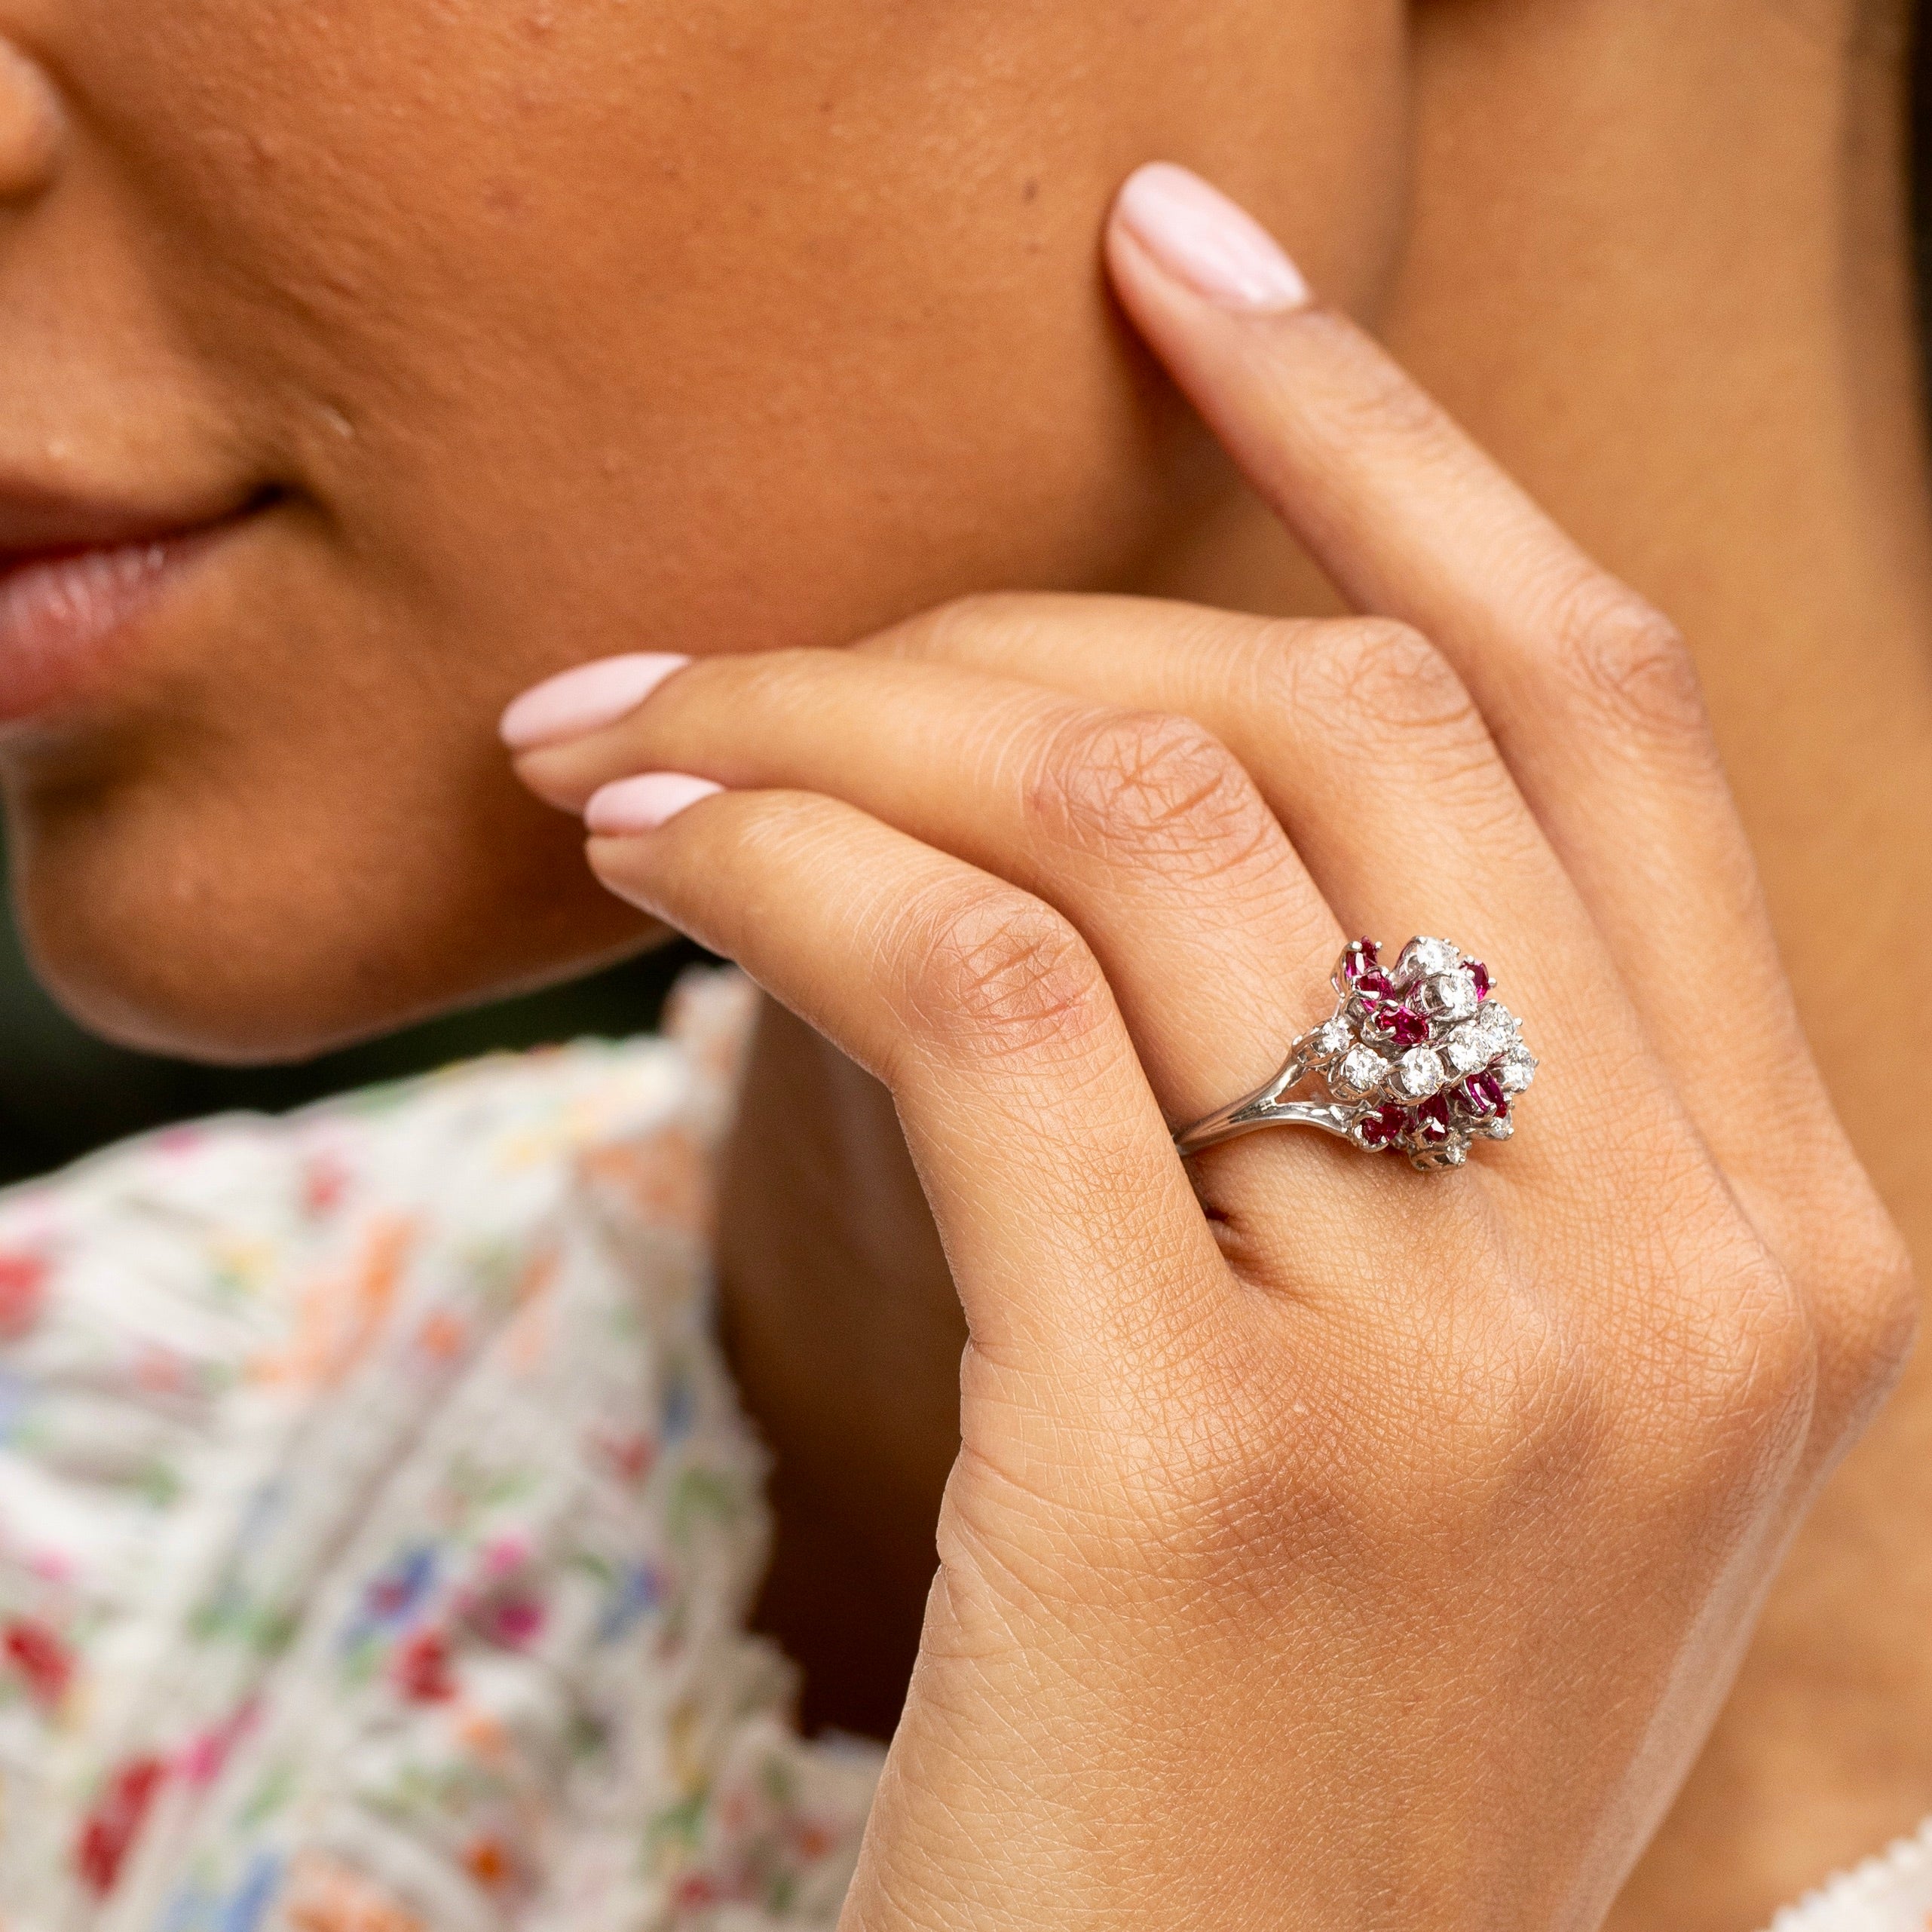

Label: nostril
[0,38,63,204]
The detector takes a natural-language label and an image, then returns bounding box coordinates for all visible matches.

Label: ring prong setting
[1174,935,1538,1170]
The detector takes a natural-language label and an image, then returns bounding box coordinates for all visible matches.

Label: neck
[1404,0,1932,892]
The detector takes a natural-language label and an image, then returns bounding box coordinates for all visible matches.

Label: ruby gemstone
[1468,960,1491,1002]
[1376,1004,1428,1048]
[1413,1095,1452,1145]
[1353,970,1395,1007]
[1341,938,1380,981]
[1462,1071,1508,1118]
[1357,1102,1408,1150]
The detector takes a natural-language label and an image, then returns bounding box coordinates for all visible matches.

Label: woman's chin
[5,779,659,1065]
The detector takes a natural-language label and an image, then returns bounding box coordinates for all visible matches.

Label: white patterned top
[0,969,880,1932]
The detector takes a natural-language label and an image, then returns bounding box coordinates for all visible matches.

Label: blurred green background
[0,29,1926,1190]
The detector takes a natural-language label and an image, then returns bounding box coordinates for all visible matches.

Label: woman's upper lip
[0,478,268,560]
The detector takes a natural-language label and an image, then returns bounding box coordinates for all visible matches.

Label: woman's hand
[502,165,1913,1931]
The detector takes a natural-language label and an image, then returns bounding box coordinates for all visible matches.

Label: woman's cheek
[0,0,1408,1056]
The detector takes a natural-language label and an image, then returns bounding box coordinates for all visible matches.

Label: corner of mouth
[0,485,288,721]
[0,482,288,577]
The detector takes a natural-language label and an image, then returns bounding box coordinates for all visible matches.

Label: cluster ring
[1173,936,1538,1172]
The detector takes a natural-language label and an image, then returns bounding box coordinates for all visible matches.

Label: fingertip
[1110,162,1310,315]
[584,771,724,834]
[508,752,586,813]
[499,652,692,751]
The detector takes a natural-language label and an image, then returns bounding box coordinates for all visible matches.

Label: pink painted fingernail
[499,653,691,750]
[1113,164,1309,314]
[585,772,723,833]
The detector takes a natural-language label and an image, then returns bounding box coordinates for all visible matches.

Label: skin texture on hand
[2,2,1930,1924]
[505,172,1915,1930]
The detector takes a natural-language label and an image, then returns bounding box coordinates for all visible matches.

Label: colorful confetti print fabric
[0,971,880,1932]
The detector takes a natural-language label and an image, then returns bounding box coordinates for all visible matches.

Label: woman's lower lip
[0,522,236,721]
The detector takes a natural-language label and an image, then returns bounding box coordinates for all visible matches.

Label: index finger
[1105,164,1841,1199]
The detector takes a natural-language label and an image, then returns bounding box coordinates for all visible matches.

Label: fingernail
[499,653,691,750]
[585,772,723,833]
[1113,163,1309,314]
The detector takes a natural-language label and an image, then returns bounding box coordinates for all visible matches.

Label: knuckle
[1824,1212,1919,1413]
[1405,1229,1811,1531]
[1546,572,1713,749]
[1433,1248,1814,1544]
[893,877,1110,1064]
[1284,620,1482,743]
[1860,1221,1919,1370]
[1770,1158,1918,1430]
[1626,1243,1817,1508]
[1030,709,1270,871]
[1710,1259,1820,1436]
[1428,1301,1606,1511]
[1193,1285,1606,1574]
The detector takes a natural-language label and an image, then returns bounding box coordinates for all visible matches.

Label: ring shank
[1173,1095,1355,1156]
[1172,1046,1355,1155]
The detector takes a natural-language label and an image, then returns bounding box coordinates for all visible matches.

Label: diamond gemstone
[1398,936,1460,981]
[1420,973,1477,1024]
[1474,1003,1517,1057]
[1334,1046,1390,1098]
[1307,1018,1352,1063]
[1394,1046,1447,1100]
[1497,1045,1538,1095]
[1444,1025,1488,1075]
